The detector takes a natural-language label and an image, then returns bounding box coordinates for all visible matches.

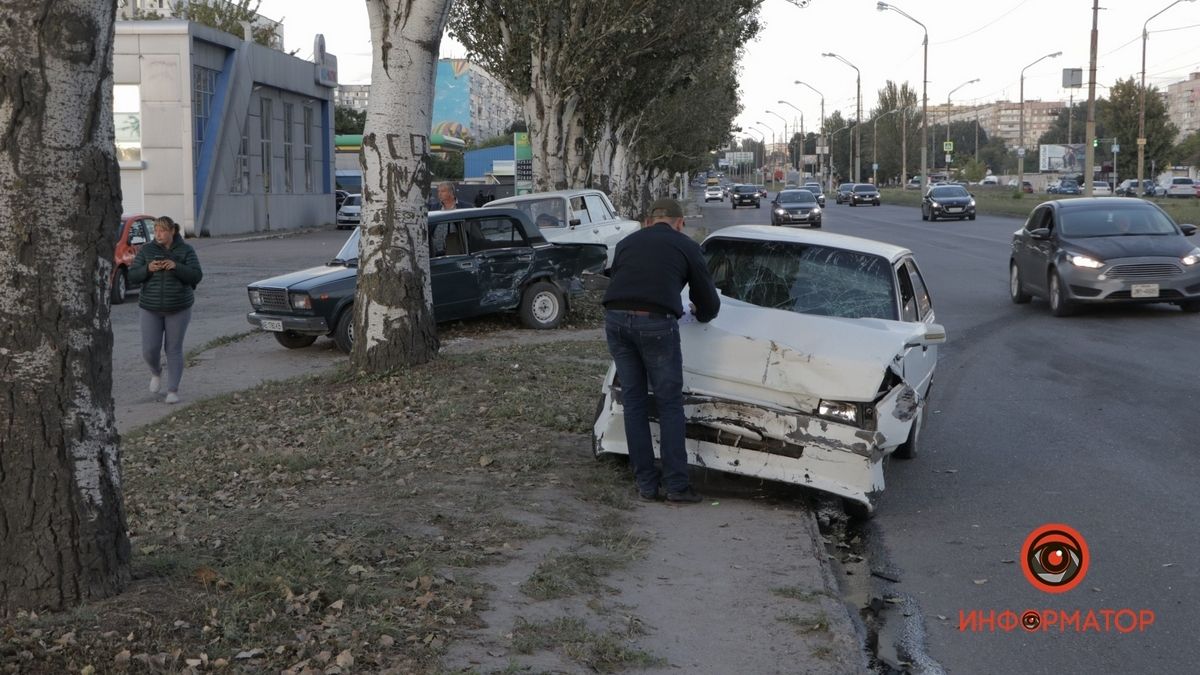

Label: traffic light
[1093,138,1099,148]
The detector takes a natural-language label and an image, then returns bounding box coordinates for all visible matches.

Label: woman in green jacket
[127,216,203,404]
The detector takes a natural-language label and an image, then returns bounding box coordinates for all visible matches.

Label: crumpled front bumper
[592,366,916,513]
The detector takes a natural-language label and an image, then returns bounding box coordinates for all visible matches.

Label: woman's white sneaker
[164,392,180,404]
[150,375,161,393]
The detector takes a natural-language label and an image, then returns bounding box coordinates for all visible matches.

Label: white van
[980,176,999,186]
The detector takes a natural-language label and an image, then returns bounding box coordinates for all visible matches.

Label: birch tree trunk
[353,0,454,372]
[0,0,130,611]
[524,88,590,192]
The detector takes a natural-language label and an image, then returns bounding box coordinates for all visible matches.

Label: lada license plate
[260,319,284,332]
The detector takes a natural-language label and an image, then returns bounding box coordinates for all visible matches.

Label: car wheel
[110,267,128,305]
[968,213,976,221]
[519,280,564,329]
[811,221,822,229]
[333,307,354,353]
[1178,300,1200,313]
[1009,262,1032,304]
[893,407,923,460]
[274,331,318,349]
[756,202,760,209]
[1048,270,1076,317]
[921,207,929,221]
[731,203,736,209]
[929,212,937,222]
[874,201,880,206]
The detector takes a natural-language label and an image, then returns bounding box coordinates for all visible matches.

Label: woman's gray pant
[140,307,192,393]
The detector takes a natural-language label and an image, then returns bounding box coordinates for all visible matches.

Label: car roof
[1048,197,1159,210]
[428,206,547,243]
[703,225,911,263]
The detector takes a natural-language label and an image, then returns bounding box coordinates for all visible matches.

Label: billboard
[432,59,471,141]
[726,151,754,165]
[1039,144,1085,173]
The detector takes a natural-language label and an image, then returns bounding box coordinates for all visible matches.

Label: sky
[258,0,1200,138]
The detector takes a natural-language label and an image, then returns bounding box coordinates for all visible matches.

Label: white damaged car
[592,226,946,515]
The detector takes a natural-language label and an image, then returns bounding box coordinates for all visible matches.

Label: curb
[225,225,333,243]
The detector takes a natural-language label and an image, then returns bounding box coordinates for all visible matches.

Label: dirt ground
[4,318,866,674]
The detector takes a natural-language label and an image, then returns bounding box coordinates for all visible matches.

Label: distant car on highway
[848,184,881,207]
[835,183,856,204]
[704,185,725,202]
[1009,197,1200,316]
[799,184,826,207]
[731,184,762,209]
[1166,176,1196,198]
[756,185,768,198]
[921,185,976,221]
[770,189,822,227]
[1092,181,1112,196]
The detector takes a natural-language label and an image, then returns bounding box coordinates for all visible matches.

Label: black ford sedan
[1009,198,1200,316]
[922,184,976,221]
[246,207,607,352]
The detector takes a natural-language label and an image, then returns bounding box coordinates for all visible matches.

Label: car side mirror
[905,323,947,349]
[1029,228,1051,240]
[569,218,581,228]
[970,193,975,198]
[1181,224,1197,236]
[130,235,146,245]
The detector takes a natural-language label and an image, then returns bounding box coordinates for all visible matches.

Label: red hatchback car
[111,214,155,304]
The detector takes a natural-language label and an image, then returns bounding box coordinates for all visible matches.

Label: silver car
[1009,198,1200,316]
[336,194,361,229]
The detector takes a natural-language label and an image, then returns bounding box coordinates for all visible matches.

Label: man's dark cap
[646,198,684,220]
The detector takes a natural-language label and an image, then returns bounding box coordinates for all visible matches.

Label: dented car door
[465,215,534,312]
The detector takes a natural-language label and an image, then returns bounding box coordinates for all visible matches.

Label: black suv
[731,184,761,209]
[246,208,607,353]
[848,184,881,206]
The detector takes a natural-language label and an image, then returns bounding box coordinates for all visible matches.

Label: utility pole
[1084,0,1099,197]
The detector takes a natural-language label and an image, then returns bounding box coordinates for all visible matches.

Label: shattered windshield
[704,239,897,320]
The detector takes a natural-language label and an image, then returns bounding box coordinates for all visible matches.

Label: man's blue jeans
[604,309,689,495]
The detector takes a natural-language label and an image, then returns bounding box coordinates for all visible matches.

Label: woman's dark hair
[154,215,179,236]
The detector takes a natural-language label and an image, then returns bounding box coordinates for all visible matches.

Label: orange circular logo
[1021,524,1088,594]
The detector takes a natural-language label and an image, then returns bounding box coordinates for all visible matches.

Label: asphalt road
[693,190,1200,674]
[110,228,351,430]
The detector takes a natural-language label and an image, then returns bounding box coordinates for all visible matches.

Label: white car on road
[489,189,638,268]
[1092,181,1112,196]
[592,226,946,515]
[705,185,724,202]
[1165,176,1196,198]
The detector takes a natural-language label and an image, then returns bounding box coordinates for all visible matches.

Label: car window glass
[703,239,897,320]
[429,221,466,257]
[904,259,932,319]
[583,194,614,222]
[896,263,918,322]
[1059,205,1177,237]
[468,218,527,251]
[1025,207,1048,232]
[777,190,815,204]
[132,219,151,242]
[570,196,591,225]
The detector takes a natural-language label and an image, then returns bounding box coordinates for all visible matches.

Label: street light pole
[795,81,827,188]
[945,78,979,176]
[766,109,790,173]
[778,100,807,176]
[1139,0,1195,190]
[1085,0,1100,197]
[877,2,929,192]
[822,53,861,182]
[747,129,764,182]
[1018,51,1062,194]
[755,121,776,184]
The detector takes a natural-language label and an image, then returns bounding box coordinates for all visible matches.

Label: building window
[231,129,249,194]
[260,98,272,193]
[192,66,218,168]
[283,103,294,193]
[303,106,314,192]
[113,84,141,162]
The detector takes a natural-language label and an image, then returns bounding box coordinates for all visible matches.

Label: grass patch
[520,551,622,601]
[771,586,829,602]
[511,617,664,672]
[777,611,831,634]
[4,339,625,673]
[184,329,257,365]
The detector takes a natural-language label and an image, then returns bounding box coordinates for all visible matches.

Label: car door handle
[516,254,533,262]
[457,260,475,269]
[593,228,600,234]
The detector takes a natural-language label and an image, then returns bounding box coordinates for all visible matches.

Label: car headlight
[1069,254,1104,269]
[775,208,786,215]
[811,207,821,215]
[1183,248,1200,266]
[968,199,976,207]
[290,293,313,310]
[248,289,262,307]
[929,200,940,208]
[817,400,858,425]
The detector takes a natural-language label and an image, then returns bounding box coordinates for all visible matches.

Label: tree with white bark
[0,0,131,611]
[350,0,455,372]
[450,0,760,215]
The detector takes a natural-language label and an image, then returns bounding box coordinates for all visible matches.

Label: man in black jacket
[602,198,720,503]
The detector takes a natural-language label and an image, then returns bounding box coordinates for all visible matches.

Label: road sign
[816,146,828,154]
[1111,144,1120,154]
[872,163,879,171]
[1137,137,1147,146]
[1017,147,1026,157]
[943,141,954,152]
[945,154,952,163]
[1062,68,1083,88]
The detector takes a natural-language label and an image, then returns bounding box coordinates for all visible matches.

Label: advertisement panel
[1040,144,1085,173]
[514,132,533,195]
[432,59,471,141]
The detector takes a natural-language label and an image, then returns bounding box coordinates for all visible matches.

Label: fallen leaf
[329,599,345,612]
[55,631,77,646]
[234,648,264,660]
[415,590,436,609]
[336,650,354,668]
[479,455,494,467]
[80,666,95,675]
[973,579,988,585]
[114,650,132,667]
[379,635,395,648]
[315,650,332,664]
[194,566,220,585]
[937,615,948,621]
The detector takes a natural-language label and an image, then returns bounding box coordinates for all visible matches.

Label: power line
[931,0,1031,45]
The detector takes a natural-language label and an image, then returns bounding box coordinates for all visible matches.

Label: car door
[583,193,625,246]
[464,215,534,313]
[428,219,480,321]
[898,258,938,396]
[1014,206,1052,293]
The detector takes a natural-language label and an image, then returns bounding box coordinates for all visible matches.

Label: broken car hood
[680,294,925,406]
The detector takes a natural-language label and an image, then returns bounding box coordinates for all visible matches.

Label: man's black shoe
[638,489,663,502]
[665,488,703,504]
